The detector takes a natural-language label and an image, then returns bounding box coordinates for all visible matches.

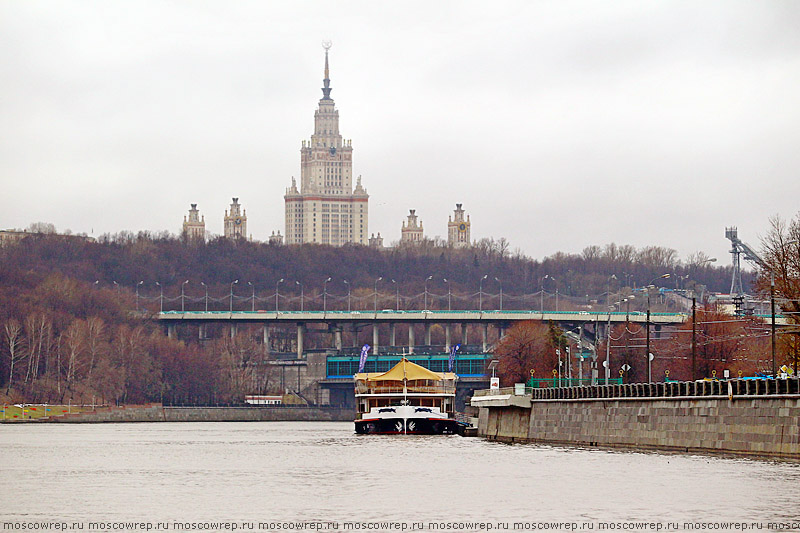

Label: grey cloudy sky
[1,1,798,264]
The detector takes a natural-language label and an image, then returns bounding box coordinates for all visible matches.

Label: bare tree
[4,319,23,395]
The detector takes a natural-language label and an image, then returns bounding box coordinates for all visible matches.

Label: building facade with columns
[447,203,470,248]
[182,203,205,241]
[400,209,424,244]
[224,198,247,240]
[285,44,369,246]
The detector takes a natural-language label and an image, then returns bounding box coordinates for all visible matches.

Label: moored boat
[354,358,463,435]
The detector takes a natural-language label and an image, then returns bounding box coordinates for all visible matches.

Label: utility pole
[691,295,697,381]
[771,273,776,377]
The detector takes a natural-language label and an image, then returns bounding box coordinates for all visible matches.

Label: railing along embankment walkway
[471,378,800,460]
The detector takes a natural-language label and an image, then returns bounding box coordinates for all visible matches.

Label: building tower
[224,198,247,240]
[183,203,205,241]
[401,209,424,244]
[284,42,369,246]
[369,232,384,249]
[448,203,470,248]
[269,231,284,245]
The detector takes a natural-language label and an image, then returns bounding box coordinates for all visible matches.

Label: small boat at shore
[354,358,464,435]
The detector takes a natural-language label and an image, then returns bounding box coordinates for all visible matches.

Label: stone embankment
[472,378,800,460]
[8,404,354,423]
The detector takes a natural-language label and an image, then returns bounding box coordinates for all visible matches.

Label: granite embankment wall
[41,404,353,423]
[476,384,800,459]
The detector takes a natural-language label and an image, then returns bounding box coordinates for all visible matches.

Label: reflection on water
[1,422,799,525]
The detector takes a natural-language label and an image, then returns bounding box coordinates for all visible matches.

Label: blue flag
[449,343,461,373]
[357,344,371,373]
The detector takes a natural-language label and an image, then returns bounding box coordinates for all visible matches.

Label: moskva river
[1,422,799,532]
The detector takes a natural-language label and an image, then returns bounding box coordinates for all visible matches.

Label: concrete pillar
[335,327,343,351]
[408,324,415,354]
[352,325,359,347]
[390,323,396,347]
[373,324,380,356]
[167,325,176,339]
[230,324,237,339]
[297,324,304,359]
[263,325,270,346]
[425,324,432,346]
[445,324,451,352]
[498,324,505,339]
[482,323,489,352]
[198,324,204,340]
[462,324,468,346]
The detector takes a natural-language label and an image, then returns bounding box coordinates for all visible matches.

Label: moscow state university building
[284,47,369,246]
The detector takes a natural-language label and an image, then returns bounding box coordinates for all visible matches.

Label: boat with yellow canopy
[354,358,462,434]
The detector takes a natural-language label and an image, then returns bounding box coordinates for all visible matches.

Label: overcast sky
[1,1,798,264]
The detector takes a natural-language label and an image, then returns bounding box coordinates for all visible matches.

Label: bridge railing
[473,377,800,400]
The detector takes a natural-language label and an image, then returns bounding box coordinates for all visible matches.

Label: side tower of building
[284,43,369,246]
[183,203,206,241]
[224,198,247,240]
[447,203,470,248]
[401,209,424,244]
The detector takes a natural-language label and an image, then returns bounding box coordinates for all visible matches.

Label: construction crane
[725,227,766,315]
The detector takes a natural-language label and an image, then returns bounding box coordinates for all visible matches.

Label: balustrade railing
[473,377,800,400]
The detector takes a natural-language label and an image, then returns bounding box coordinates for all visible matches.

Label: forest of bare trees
[0,227,762,404]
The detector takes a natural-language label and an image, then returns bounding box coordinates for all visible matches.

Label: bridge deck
[157,309,687,325]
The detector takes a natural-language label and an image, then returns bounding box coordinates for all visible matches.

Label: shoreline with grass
[2,403,353,423]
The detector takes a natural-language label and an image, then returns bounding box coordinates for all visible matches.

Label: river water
[1,422,799,532]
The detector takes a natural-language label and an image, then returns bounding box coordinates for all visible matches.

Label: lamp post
[690,258,716,380]
[247,282,255,312]
[645,274,670,382]
[771,272,776,378]
[295,281,304,312]
[323,277,332,313]
[112,281,119,300]
[135,281,143,312]
[479,274,488,311]
[343,280,351,312]
[424,275,433,310]
[495,277,503,310]
[443,278,451,311]
[605,306,613,385]
[391,279,399,310]
[200,282,208,312]
[155,282,163,313]
[230,279,239,312]
[607,274,617,307]
[374,277,383,312]
[539,275,551,311]
[275,279,284,312]
[181,279,189,312]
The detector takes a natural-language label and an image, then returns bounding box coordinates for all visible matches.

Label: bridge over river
[158,309,687,356]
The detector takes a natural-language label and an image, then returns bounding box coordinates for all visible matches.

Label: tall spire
[321,40,332,100]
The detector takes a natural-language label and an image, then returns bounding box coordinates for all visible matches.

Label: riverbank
[1,403,354,423]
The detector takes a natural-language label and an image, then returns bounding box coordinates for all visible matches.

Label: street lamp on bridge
[200,282,209,312]
[155,282,163,313]
[295,280,304,312]
[323,277,332,312]
[374,277,383,312]
[343,280,351,312]
[247,281,255,312]
[443,278,451,311]
[479,274,488,311]
[230,280,239,312]
[275,279,284,312]
[495,277,503,311]
[181,280,189,312]
[424,275,433,310]
[135,281,144,312]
